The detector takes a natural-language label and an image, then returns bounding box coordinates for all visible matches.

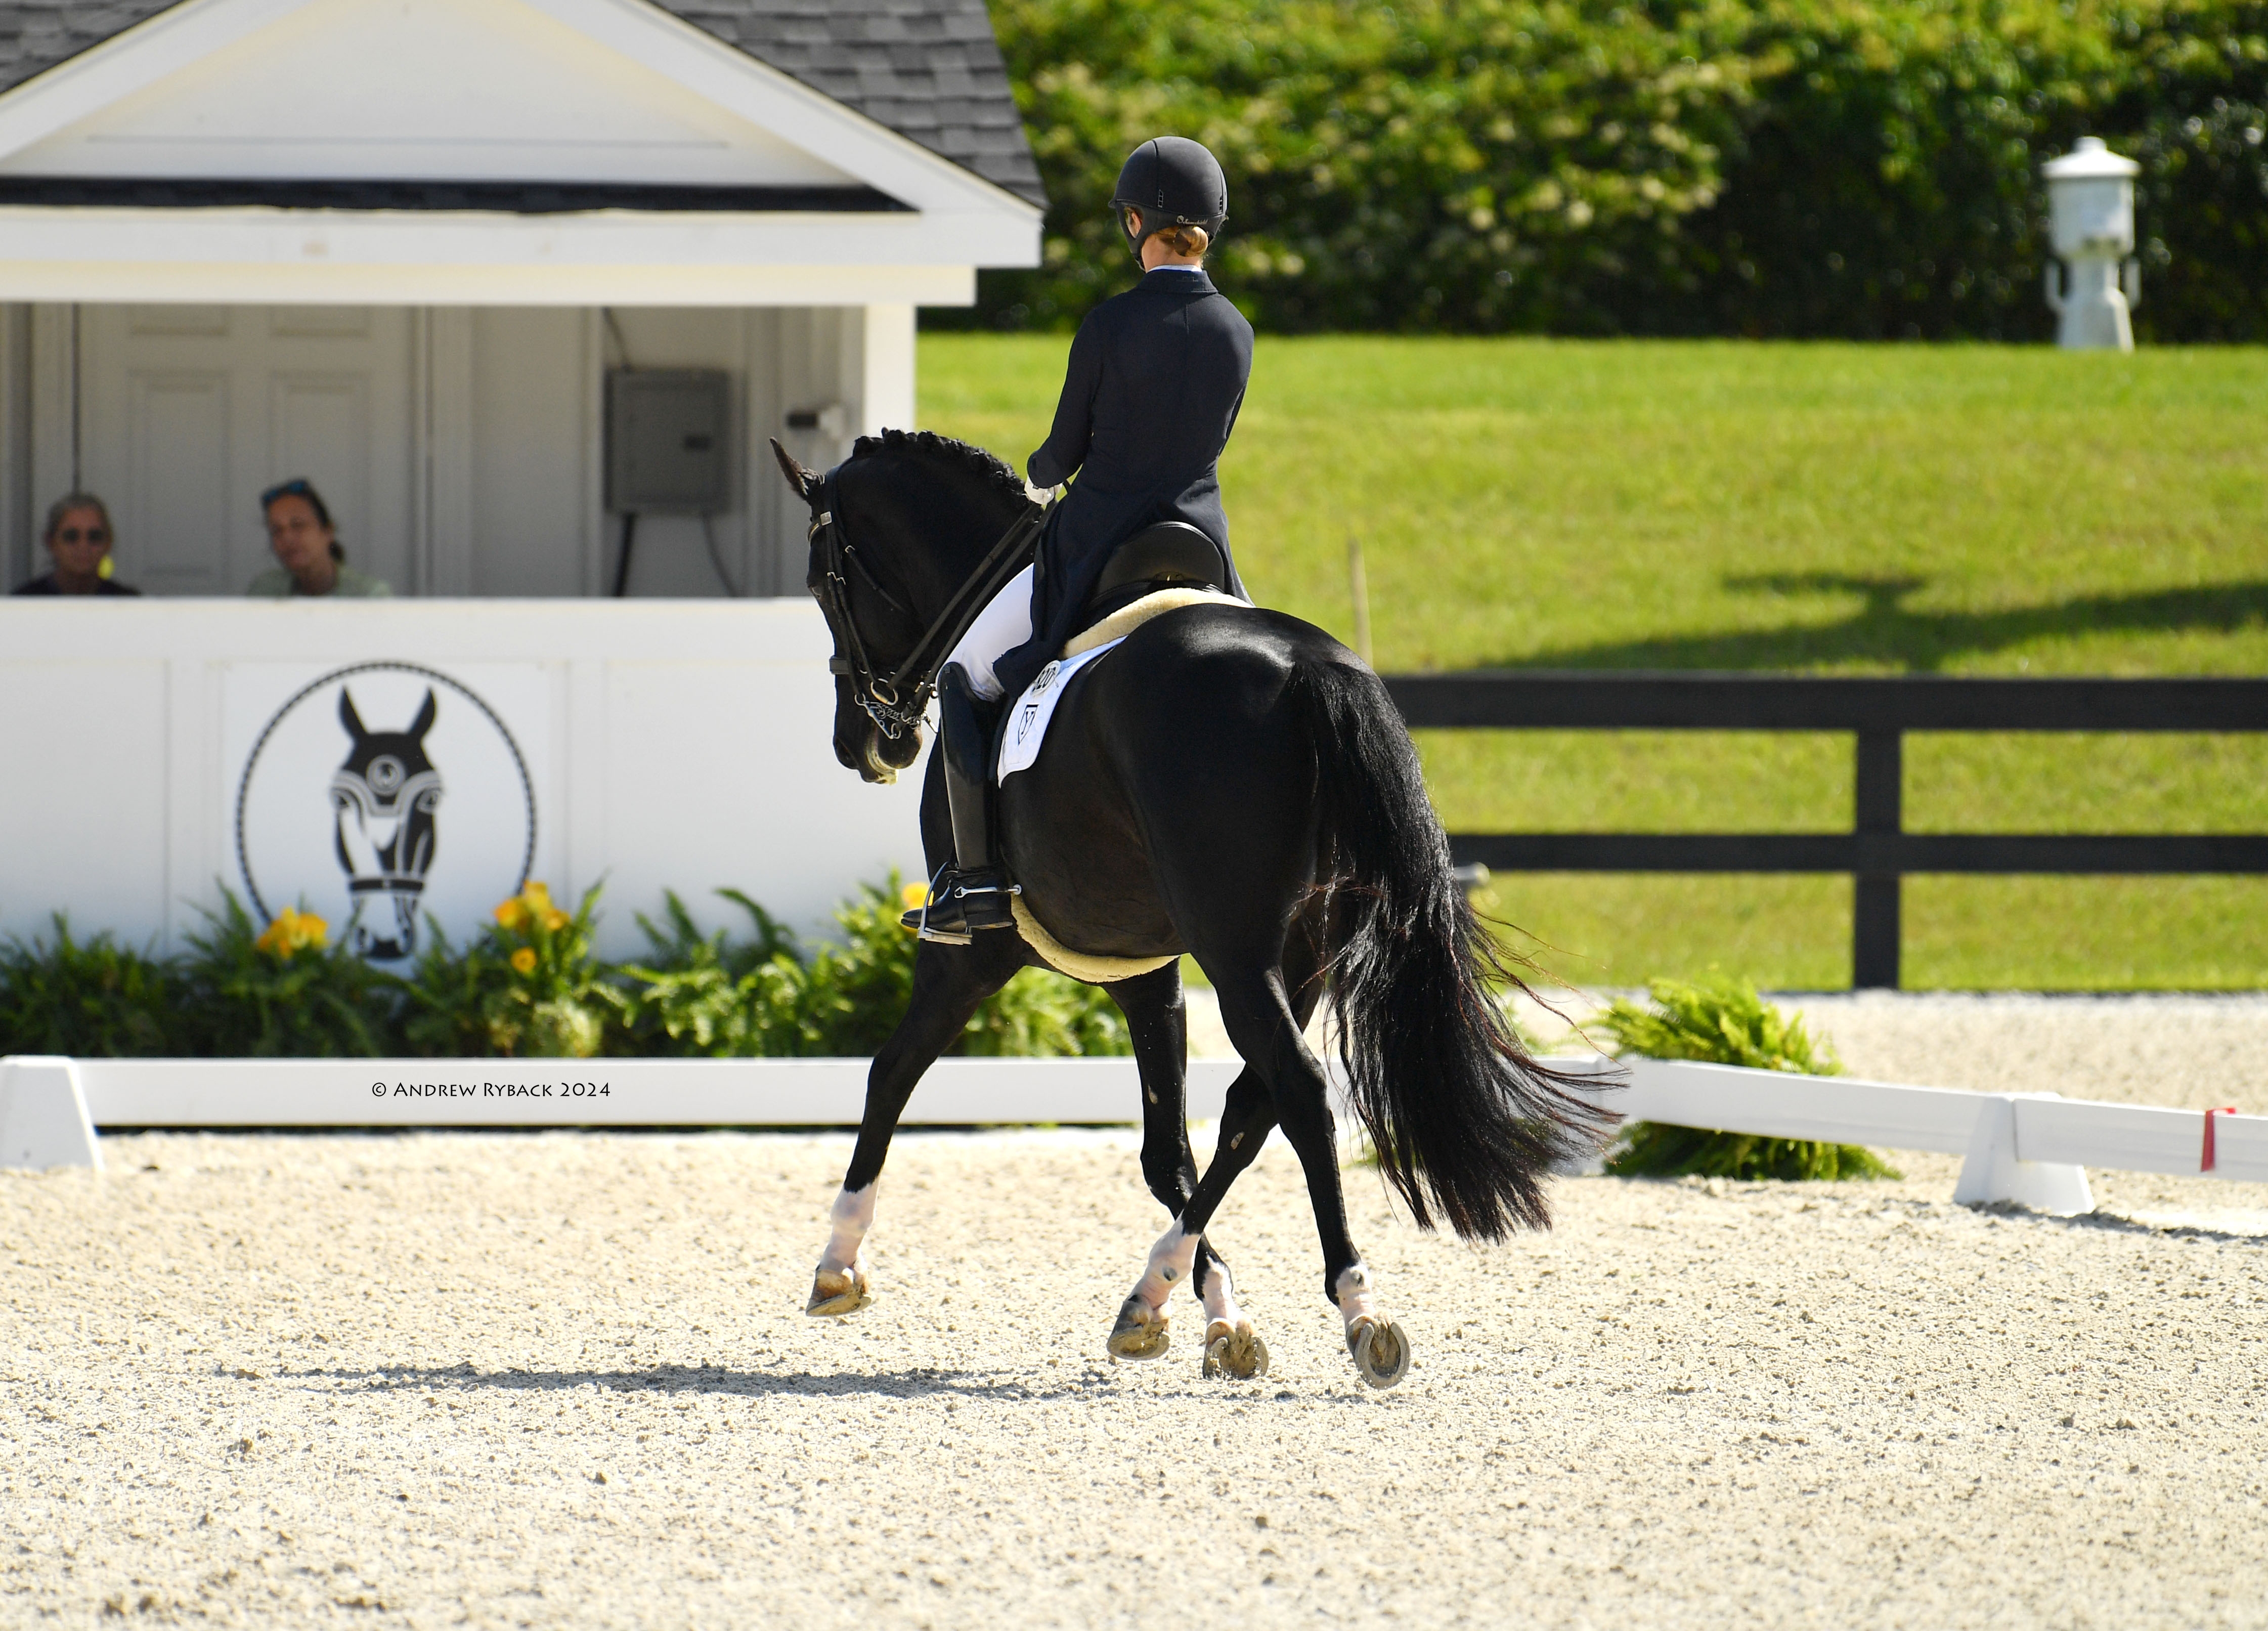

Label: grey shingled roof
[0,0,1045,207]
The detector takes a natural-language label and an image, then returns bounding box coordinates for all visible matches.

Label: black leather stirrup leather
[902,663,1020,944]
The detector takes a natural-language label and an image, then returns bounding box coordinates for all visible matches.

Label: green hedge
[0,879,1131,1061]
[954,0,2266,340]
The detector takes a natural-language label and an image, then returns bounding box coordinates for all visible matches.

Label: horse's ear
[408,689,438,741]
[338,688,368,741]
[769,437,818,503]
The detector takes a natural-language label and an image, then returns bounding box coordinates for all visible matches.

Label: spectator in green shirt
[247,479,390,598]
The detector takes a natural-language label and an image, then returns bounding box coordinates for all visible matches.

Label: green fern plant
[617,889,807,1056]
[0,914,180,1056]
[1594,976,1898,1182]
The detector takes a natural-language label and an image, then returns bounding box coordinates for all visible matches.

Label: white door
[77,305,414,596]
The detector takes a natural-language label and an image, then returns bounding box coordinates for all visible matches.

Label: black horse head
[331,686,441,959]
[772,430,1028,784]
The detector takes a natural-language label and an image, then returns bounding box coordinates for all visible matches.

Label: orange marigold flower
[510,947,538,975]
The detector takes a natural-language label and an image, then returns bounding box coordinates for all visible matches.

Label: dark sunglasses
[260,479,314,508]
[55,527,109,544]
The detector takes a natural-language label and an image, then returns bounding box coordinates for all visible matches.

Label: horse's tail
[1292,657,1613,1241]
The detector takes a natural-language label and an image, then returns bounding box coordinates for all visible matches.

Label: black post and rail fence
[1380,673,2268,990]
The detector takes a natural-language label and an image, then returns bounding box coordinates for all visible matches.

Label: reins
[811,471,1045,741]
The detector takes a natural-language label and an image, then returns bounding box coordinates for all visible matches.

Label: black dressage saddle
[1082,521,1229,624]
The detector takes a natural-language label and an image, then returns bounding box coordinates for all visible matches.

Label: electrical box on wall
[605,369,729,513]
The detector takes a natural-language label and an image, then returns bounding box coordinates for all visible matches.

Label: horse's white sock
[1334,1261,1379,1331]
[1131,1222,1199,1313]
[1201,1258,1246,1331]
[820,1183,876,1274]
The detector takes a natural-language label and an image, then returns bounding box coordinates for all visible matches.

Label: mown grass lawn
[920,333,2268,990]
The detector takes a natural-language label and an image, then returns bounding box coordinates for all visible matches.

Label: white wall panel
[0,660,169,941]
[0,600,925,959]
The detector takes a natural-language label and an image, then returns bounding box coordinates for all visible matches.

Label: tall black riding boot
[903,663,1020,944]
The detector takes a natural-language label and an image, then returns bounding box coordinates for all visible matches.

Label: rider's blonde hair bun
[1152,224,1210,257]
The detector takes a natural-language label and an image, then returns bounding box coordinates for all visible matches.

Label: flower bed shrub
[181,896,403,1058]
[0,916,179,1057]
[1593,975,1898,1181]
[0,878,1131,1061]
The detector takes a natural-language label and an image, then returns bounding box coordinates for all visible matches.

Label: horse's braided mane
[851,428,1025,502]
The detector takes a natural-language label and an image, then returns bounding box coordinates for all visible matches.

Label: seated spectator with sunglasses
[11,492,141,595]
[246,478,390,598]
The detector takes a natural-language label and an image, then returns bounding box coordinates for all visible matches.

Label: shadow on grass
[1499,576,2268,672]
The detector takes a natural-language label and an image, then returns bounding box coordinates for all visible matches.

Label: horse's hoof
[1201,1319,1270,1381]
[1346,1316,1412,1390]
[1106,1296,1170,1362]
[806,1264,870,1317]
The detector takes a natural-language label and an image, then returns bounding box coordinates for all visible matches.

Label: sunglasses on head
[260,479,314,508]
[56,527,108,544]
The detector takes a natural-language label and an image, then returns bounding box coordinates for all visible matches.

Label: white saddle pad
[997,638,1124,782]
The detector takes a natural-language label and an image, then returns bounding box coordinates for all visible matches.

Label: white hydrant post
[2042,136,2142,351]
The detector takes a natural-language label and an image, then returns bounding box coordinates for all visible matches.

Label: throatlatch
[902,662,1020,944]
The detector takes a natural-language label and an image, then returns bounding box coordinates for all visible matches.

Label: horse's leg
[1097,963,1192,1359]
[808,932,1026,1315]
[1105,938,1327,1380]
[1205,960,1413,1389]
[1099,960,1258,1373]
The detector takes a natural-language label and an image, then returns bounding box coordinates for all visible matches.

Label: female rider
[908,136,1256,942]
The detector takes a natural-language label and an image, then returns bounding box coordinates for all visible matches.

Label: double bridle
[808,469,1045,742]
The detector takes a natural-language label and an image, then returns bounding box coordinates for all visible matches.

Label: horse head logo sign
[236,663,536,962]
[331,687,443,958]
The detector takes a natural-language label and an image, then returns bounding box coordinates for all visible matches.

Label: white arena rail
[3,1052,2262,1216]
[0,1055,1243,1174]
[1547,1054,2267,1213]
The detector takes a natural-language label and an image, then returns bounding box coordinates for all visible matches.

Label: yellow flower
[255,906,327,960]
[510,947,538,975]
[901,881,930,910]
[497,881,558,932]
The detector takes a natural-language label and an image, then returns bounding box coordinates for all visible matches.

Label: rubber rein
[810,474,1045,742]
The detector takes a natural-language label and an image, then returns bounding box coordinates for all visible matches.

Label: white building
[0,0,1044,598]
[0,0,1045,958]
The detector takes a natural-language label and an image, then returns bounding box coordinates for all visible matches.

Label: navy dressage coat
[992,265,1254,702]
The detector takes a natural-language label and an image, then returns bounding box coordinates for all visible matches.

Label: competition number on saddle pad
[997,640,1124,783]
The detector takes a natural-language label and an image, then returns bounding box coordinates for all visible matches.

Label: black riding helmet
[1110,137,1229,261]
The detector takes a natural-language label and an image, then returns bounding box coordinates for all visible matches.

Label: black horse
[773,430,1606,1388]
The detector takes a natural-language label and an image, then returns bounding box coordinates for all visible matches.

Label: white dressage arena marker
[1950,1095,2095,1216]
[0,1056,103,1172]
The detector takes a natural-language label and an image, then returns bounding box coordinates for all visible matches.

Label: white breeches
[942,565,1035,703]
